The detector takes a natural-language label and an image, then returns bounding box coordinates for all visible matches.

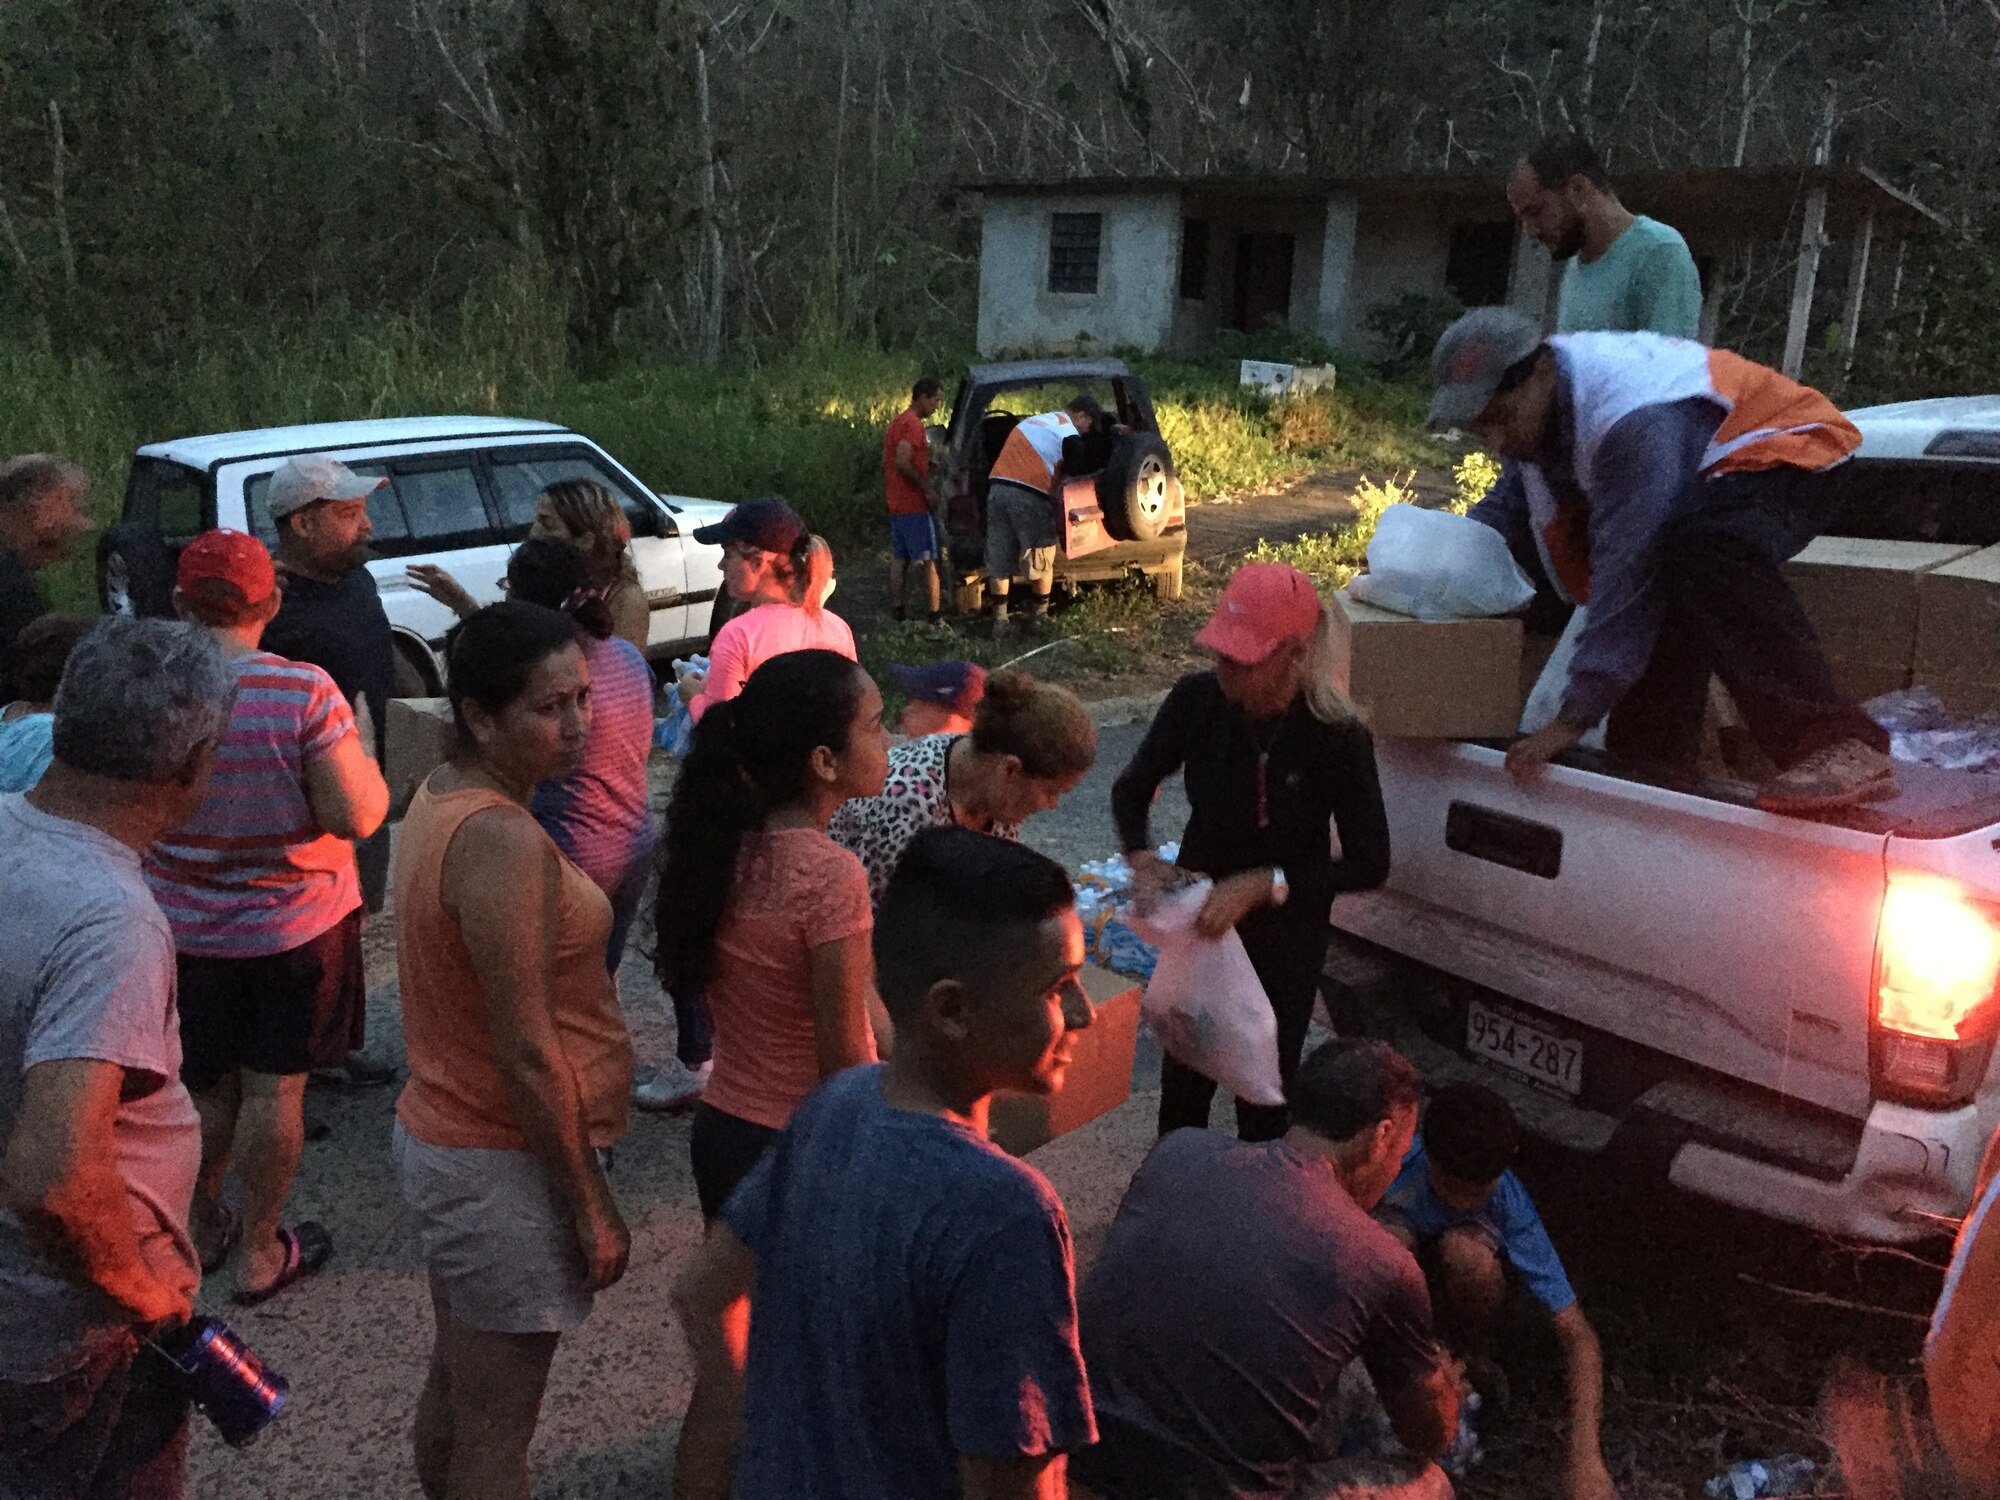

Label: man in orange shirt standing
[884,376,945,623]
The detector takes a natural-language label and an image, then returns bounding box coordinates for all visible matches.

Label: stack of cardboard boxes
[1334,533,2000,741]
[1783,538,1980,704]
[1914,545,2000,714]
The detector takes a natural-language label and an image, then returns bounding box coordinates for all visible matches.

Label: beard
[1549,218,1588,261]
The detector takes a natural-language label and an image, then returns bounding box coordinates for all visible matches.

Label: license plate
[1465,999,1583,1097]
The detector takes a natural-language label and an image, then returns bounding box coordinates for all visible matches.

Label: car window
[394,465,493,549]
[243,462,401,548]
[126,459,209,541]
[490,452,651,540]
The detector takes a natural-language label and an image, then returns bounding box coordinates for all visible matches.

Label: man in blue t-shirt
[671,826,1098,1500]
[1377,1083,1616,1500]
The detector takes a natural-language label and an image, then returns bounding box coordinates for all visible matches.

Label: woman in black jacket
[1113,562,1391,1141]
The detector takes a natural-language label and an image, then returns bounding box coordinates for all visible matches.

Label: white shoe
[634,1058,711,1113]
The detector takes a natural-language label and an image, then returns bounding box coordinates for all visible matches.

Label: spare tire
[1096,434,1176,542]
[97,525,178,618]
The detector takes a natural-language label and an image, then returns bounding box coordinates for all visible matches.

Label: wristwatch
[1269,866,1290,907]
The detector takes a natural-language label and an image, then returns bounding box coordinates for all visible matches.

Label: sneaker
[1757,739,1900,813]
[634,1058,711,1113]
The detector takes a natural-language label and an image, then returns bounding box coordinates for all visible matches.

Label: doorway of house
[1233,232,1295,332]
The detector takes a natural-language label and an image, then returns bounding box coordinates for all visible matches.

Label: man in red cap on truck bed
[1432,306,1893,813]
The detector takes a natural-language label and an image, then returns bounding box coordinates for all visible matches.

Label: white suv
[98,416,733,694]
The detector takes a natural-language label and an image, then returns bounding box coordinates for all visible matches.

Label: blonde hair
[775,534,836,615]
[1302,606,1361,726]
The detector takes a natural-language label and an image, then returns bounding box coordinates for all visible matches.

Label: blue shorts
[890,512,941,563]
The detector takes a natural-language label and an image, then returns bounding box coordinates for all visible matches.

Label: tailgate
[1333,741,1888,1121]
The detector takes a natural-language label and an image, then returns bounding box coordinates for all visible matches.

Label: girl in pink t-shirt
[654,648,892,1219]
[684,498,856,721]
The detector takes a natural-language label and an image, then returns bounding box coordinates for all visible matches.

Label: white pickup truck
[1328,396,2000,1245]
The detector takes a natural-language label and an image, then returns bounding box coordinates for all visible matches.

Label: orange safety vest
[1521,334,1862,604]
[988,412,1076,496]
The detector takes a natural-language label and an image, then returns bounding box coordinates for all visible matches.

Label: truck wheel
[1096,434,1175,543]
[96,526,177,618]
[1151,558,1185,602]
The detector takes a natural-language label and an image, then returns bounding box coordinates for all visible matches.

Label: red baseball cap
[177,528,277,604]
[1194,562,1322,664]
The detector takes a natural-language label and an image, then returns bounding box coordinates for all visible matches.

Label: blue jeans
[603,853,652,977]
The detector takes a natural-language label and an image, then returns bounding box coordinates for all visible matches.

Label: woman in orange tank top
[390,601,634,1500]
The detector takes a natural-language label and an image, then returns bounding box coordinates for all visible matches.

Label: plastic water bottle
[1704,1456,1816,1499]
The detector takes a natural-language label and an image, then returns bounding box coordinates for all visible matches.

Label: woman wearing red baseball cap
[1111,561,1391,1140]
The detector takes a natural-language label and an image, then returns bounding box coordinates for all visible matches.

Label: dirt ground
[260,476,1954,1499]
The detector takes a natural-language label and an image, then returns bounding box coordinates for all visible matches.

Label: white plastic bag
[1518,607,1606,747]
[1347,504,1536,621]
[1128,880,1285,1107]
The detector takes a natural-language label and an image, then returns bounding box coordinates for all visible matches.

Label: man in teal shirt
[1507,132,1702,337]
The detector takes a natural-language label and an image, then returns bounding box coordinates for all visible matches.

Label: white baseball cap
[267,454,387,520]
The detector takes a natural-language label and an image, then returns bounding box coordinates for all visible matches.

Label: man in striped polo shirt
[145,530,388,1303]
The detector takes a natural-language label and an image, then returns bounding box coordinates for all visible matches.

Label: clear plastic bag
[1347,504,1536,621]
[1128,880,1285,1106]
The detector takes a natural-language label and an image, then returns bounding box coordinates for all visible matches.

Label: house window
[1179,218,1210,301]
[1048,212,1102,294]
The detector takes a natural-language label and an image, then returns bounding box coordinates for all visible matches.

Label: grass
[4,273,1441,612]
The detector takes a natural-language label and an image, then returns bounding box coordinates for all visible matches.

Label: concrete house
[972,168,1936,376]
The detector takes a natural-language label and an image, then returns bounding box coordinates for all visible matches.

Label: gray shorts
[393,1121,594,1334]
[985,482,1058,584]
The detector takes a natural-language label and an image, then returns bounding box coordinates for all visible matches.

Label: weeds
[1246,527,1370,589]
[1451,449,1503,513]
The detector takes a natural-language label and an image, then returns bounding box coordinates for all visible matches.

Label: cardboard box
[1784,538,1978,703]
[1332,590,1525,739]
[1915,543,2000,714]
[385,697,454,817]
[989,965,1141,1158]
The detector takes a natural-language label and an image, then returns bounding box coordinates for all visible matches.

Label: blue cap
[692,496,807,553]
[888,660,987,715]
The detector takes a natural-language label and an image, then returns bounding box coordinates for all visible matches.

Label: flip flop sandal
[199,1204,242,1276]
[233,1221,334,1307]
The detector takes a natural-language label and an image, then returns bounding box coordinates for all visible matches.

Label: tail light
[1872,876,2000,1107]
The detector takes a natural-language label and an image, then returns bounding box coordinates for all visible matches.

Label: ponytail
[784,534,836,615]
[653,649,868,993]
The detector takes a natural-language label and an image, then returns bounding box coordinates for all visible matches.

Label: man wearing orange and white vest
[1430,305,1893,813]
[983,394,1103,635]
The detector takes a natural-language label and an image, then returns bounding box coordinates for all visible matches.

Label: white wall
[976,193,1179,356]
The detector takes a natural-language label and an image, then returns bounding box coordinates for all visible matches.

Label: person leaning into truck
[1114,562,1391,1142]
[983,392,1104,636]
[1431,306,1896,813]
[1377,1084,1618,1500]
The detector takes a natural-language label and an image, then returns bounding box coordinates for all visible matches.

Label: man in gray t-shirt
[1075,1040,1462,1500]
[0,618,233,1500]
